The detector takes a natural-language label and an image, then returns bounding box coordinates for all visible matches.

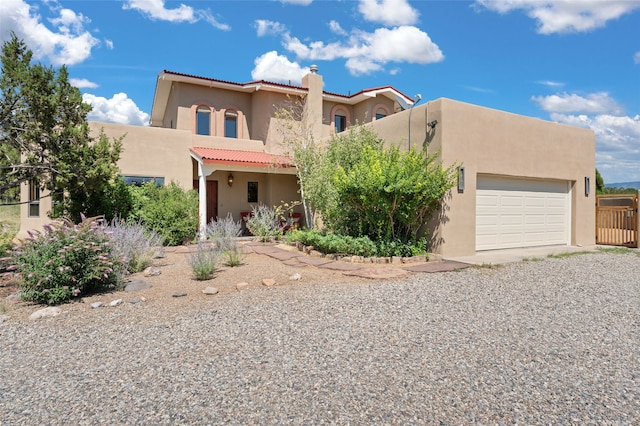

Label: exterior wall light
[457,166,465,193]
[427,119,438,129]
[585,176,590,196]
[227,173,234,187]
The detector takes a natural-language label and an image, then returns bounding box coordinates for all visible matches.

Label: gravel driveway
[1,252,639,424]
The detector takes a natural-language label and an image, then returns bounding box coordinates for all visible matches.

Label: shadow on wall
[423,191,452,254]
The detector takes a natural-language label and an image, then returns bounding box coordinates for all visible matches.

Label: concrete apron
[446,245,601,266]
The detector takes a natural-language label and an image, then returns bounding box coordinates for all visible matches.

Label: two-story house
[19,66,596,257]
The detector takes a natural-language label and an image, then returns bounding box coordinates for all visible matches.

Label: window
[196,106,210,136]
[225,111,238,138]
[121,176,165,186]
[375,112,386,120]
[335,114,347,133]
[28,180,40,217]
[247,181,258,203]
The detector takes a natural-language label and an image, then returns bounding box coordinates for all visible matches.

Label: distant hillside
[604,181,640,189]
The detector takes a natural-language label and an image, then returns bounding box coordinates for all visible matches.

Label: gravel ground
[1,251,639,425]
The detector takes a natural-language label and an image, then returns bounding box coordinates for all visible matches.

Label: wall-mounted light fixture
[427,119,438,129]
[457,166,465,193]
[585,176,590,196]
[227,173,234,187]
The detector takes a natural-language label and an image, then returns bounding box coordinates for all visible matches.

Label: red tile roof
[190,147,294,168]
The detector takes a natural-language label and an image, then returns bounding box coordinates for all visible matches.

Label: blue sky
[1,0,639,184]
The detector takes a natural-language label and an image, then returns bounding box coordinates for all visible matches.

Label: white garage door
[476,176,570,251]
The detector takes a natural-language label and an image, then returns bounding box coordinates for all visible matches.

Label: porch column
[191,153,216,240]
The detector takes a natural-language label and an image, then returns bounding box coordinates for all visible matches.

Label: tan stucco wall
[371,98,596,257]
[17,121,300,238]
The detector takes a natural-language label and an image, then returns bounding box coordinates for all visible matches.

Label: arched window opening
[196,106,211,136]
[225,110,238,138]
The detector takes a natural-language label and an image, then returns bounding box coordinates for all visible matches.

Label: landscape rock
[129,298,142,304]
[109,299,123,307]
[202,287,219,295]
[289,273,302,281]
[262,278,276,287]
[125,279,152,292]
[91,302,104,309]
[143,267,161,277]
[172,292,187,297]
[236,282,249,291]
[29,306,62,321]
[6,293,21,301]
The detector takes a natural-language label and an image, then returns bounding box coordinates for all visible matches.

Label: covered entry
[476,175,570,250]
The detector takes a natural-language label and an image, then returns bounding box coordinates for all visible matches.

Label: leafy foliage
[307,125,456,245]
[129,181,199,246]
[286,229,428,258]
[0,34,123,215]
[1,217,125,305]
[187,242,220,280]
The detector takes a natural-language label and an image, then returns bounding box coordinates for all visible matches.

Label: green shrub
[206,214,244,266]
[129,181,199,246]
[1,217,125,305]
[246,204,283,242]
[57,178,134,223]
[187,242,220,280]
[286,229,377,257]
[0,224,14,257]
[106,218,164,273]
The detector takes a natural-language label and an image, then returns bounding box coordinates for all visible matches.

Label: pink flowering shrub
[0,216,126,305]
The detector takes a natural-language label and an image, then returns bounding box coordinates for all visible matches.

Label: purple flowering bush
[0,216,126,305]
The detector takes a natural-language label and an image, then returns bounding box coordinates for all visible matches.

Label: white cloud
[251,51,310,84]
[552,113,640,182]
[635,51,640,64]
[532,92,624,115]
[328,20,347,36]
[279,0,313,5]
[0,0,99,66]
[535,92,640,182]
[255,20,286,37]
[105,39,114,50]
[70,78,98,89]
[83,93,149,126]
[283,26,443,75]
[537,80,564,88]
[475,0,640,34]
[122,0,230,30]
[358,0,419,26]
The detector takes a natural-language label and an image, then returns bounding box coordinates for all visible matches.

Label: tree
[595,168,604,193]
[310,125,456,244]
[273,95,321,229]
[0,33,122,220]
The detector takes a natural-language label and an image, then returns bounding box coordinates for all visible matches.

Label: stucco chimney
[302,65,323,142]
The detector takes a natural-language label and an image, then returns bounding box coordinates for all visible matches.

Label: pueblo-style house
[19,66,596,257]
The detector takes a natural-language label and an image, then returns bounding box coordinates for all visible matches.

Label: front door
[193,180,219,224]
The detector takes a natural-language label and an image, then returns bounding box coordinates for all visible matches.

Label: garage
[476,175,571,251]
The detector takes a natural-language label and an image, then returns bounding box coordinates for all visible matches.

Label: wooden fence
[595,194,638,247]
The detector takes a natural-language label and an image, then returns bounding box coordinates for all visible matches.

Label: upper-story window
[331,105,350,134]
[335,114,347,133]
[373,104,390,121]
[225,110,238,138]
[196,106,211,136]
